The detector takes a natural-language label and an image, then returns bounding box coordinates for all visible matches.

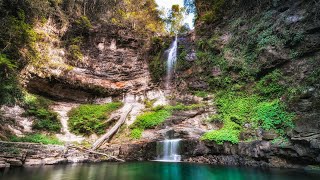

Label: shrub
[73,16,92,36]
[10,134,62,145]
[68,102,123,136]
[24,93,61,132]
[69,44,83,60]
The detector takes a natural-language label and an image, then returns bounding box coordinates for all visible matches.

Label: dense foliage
[254,100,295,135]
[68,102,123,136]
[24,93,61,132]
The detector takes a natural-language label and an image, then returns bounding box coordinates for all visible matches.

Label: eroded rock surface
[22,24,151,102]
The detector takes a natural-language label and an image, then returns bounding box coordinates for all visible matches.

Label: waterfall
[156,139,181,162]
[165,36,178,89]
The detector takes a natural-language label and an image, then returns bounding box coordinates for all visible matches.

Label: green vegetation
[161,104,203,111]
[10,134,62,145]
[197,0,225,24]
[113,0,165,36]
[166,5,185,34]
[148,37,170,82]
[74,16,93,36]
[0,9,39,105]
[201,121,240,144]
[193,91,209,98]
[149,52,166,82]
[254,70,286,98]
[0,54,22,105]
[68,102,123,136]
[176,47,191,71]
[23,93,61,132]
[131,109,171,130]
[202,91,258,144]
[254,100,294,135]
[130,128,143,139]
[190,2,305,145]
[130,108,170,139]
[130,104,202,139]
[143,99,157,109]
[213,92,260,125]
[65,16,93,61]
[0,54,16,70]
[201,90,295,144]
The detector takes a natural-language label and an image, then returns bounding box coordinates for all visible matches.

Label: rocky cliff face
[167,0,320,168]
[22,23,151,102]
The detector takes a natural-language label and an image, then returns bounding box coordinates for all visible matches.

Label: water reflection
[1,162,320,180]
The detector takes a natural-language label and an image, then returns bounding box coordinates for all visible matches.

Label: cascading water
[156,139,181,162]
[165,36,178,89]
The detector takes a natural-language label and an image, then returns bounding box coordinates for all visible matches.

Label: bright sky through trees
[155,0,195,29]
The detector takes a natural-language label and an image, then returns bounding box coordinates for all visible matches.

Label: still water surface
[1,162,320,180]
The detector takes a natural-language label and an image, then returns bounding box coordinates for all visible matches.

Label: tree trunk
[91,105,133,150]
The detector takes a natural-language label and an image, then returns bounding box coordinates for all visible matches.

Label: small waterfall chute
[156,139,182,162]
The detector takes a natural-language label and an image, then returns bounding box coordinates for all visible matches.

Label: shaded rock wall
[23,24,151,102]
[181,139,320,168]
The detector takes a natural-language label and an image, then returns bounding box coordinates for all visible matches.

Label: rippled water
[1,162,320,180]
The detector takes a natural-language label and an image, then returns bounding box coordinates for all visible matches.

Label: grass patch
[68,102,123,136]
[23,93,61,132]
[130,104,202,139]
[10,134,62,145]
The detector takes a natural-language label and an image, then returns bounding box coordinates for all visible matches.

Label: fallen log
[91,105,133,150]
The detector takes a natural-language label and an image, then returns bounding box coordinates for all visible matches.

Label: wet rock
[44,158,68,165]
[24,159,43,166]
[6,158,23,167]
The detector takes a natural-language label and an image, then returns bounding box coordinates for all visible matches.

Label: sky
[155,0,195,29]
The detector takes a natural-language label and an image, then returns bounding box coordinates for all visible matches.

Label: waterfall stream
[165,36,178,89]
[156,139,181,162]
